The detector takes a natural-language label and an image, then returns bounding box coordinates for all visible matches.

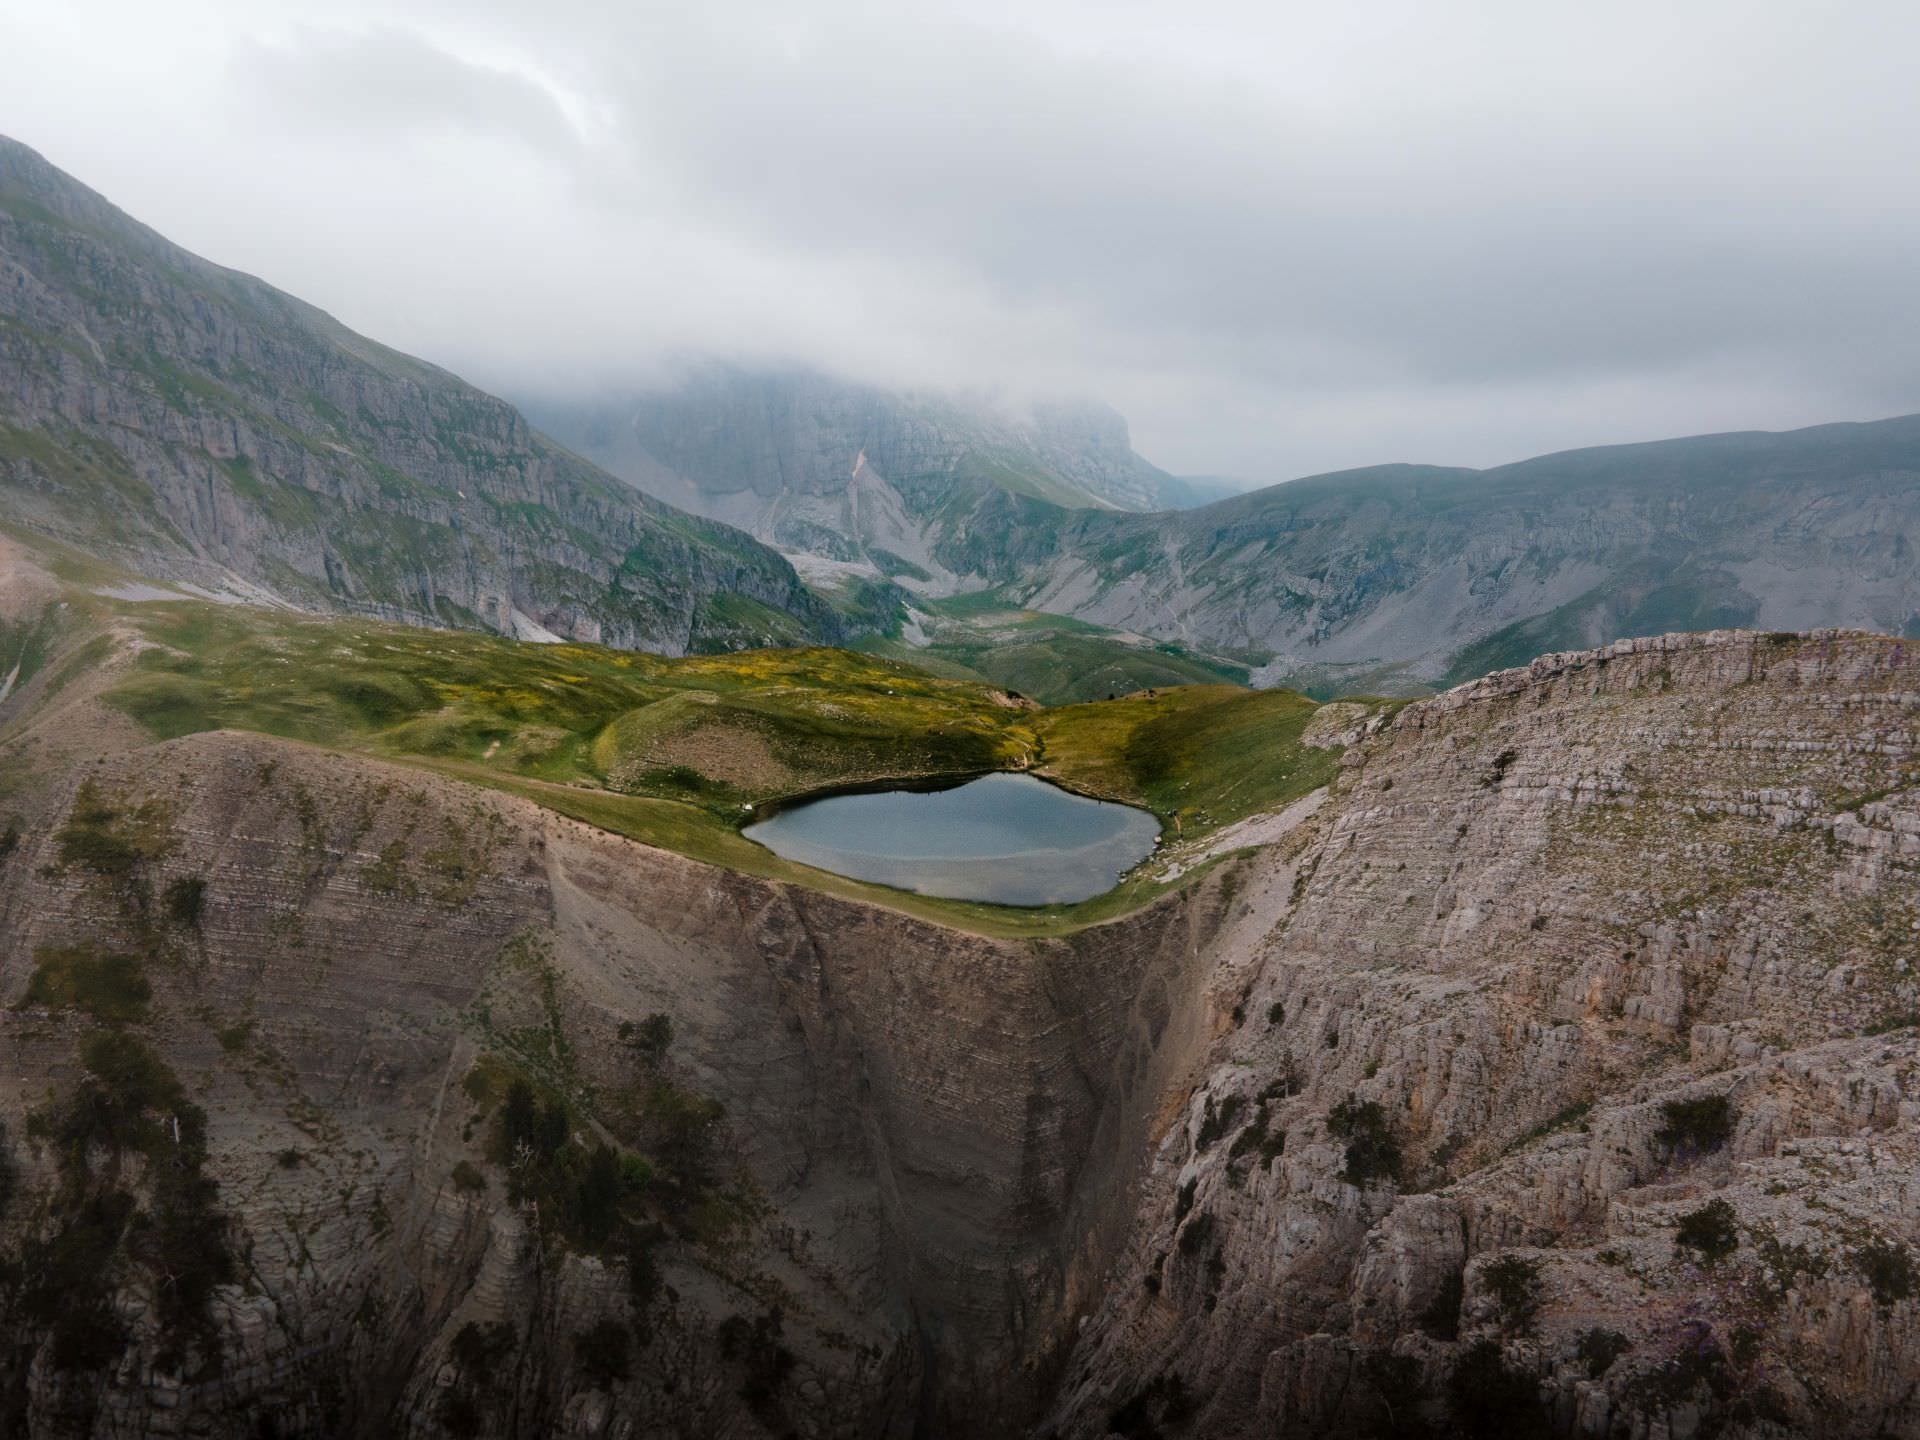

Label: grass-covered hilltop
[4,544,1355,936]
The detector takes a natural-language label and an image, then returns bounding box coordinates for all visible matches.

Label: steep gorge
[0,615,1916,1437]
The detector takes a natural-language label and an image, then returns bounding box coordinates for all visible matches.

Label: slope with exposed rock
[0,136,838,654]
[1014,419,1920,693]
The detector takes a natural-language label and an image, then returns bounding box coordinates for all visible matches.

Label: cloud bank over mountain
[7,0,1919,480]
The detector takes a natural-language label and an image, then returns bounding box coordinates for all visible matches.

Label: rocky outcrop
[0,674,1237,1435]
[0,136,839,654]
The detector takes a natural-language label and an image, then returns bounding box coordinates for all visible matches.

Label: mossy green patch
[81,600,1339,934]
[22,946,151,1023]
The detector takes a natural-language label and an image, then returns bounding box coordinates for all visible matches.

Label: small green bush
[1482,1254,1543,1334]
[1675,1199,1740,1263]
[449,1320,514,1378]
[164,875,206,927]
[1195,1092,1243,1150]
[22,946,150,1024]
[1855,1239,1915,1304]
[619,1012,673,1065]
[1655,1095,1733,1156]
[1421,1266,1464,1340]
[574,1318,631,1388]
[1328,1094,1402,1187]
[1448,1340,1548,1438]
[1177,1212,1215,1257]
[1577,1326,1630,1378]
[451,1161,486,1194]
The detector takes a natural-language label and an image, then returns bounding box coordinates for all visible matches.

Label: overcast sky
[6,0,1920,482]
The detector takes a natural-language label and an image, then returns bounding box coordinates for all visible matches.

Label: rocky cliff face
[1047,629,1920,1438]
[0,137,839,654]
[1017,420,1920,692]
[1,606,1917,1438]
[527,368,1175,589]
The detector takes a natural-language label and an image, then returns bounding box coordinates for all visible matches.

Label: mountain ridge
[0,135,841,655]
[1008,409,1920,690]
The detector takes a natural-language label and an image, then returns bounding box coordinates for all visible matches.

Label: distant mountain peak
[523,364,1195,595]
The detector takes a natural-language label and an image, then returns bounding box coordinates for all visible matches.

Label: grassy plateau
[62,597,1342,935]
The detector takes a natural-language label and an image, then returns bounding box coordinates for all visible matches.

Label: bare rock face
[1045,630,1920,1438]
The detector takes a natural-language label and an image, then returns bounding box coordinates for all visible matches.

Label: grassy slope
[871,595,1258,705]
[80,599,1341,935]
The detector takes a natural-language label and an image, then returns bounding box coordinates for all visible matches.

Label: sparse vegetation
[573,1318,631,1388]
[21,1030,235,1373]
[717,1308,795,1414]
[1655,1095,1733,1157]
[22,945,150,1024]
[1421,1266,1464,1340]
[1447,1340,1548,1438]
[1674,1199,1740,1263]
[164,874,206,927]
[1854,1238,1915,1304]
[1173,1177,1197,1222]
[1107,1370,1192,1438]
[1328,1094,1402,1187]
[1482,1254,1543,1335]
[451,1160,486,1194]
[1578,1327,1631,1378]
[1177,1211,1215,1257]
[54,779,173,880]
[1194,1092,1243,1150]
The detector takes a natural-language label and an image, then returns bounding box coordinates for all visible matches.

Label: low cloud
[5,0,1919,480]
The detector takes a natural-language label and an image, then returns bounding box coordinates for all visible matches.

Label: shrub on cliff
[21,1031,234,1373]
[1328,1094,1402,1187]
[1447,1341,1548,1438]
[1655,1095,1733,1157]
[1481,1254,1543,1335]
[574,1318,631,1387]
[1854,1238,1915,1304]
[1675,1199,1740,1263]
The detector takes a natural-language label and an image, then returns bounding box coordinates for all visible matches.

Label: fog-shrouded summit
[9,3,1920,479]
[0,135,840,654]
[524,366,1189,593]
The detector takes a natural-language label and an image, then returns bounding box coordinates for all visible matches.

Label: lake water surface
[742,772,1161,906]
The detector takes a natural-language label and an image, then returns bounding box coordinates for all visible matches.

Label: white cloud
[4,0,1918,479]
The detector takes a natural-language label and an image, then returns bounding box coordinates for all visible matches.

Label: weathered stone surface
[1046,630,1920,1439]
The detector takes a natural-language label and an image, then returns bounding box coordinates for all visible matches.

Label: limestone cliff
[1048,630,1920,1438]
